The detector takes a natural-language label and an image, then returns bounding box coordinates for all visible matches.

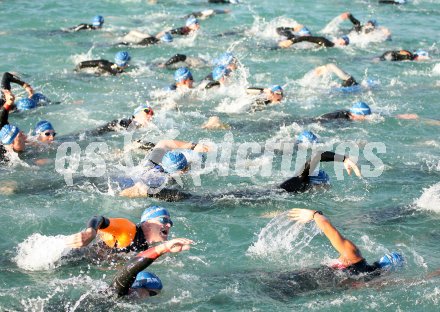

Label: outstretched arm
[288,209,363,264]
[1,72,33,97]
[64,216,109,248]
[111,238,193,297]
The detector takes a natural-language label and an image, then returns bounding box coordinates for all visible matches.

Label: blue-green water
[1,0,440,311]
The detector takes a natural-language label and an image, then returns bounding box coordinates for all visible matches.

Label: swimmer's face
[38,130,56,143]
[183,78,194,88]
[142,218,172,243]
[128,288,158,299]
[227,62,238,71]
[268,91,284,103]
[134,109,154,126]
[336,38,348,46]
[349,113,368,121]
[12,131,26,152]
[189,23,200,31]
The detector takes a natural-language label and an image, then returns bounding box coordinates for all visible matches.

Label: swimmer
[338,12,379,34]
[75,51,131,75]
[278,34,349,49]
[279,151,361,193]
[89,103,154,136]
[288,208,404,275]
[379,0,406,4]
[183,9,230,20]
[0,124,26,163]
[246,85,284,109]
[31,121,56,144]
[110,237,193,298]
[156,16,200,38]
[204,65,231,89]
[117,31,173,46]
[158,53,209,69]
[379,49,430,61]
[65,206,175,252]
[1,72,34,112]
[166,67,194,91]
[313,63,358,88]
[202,52,238,82]
[66,15,104,32]
[118,139,209,199]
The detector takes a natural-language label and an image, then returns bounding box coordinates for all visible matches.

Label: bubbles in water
[14,233,72,271]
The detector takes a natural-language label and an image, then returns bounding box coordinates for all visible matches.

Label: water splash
[415,182,440,213]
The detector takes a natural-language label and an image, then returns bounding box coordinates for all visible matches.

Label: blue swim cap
[217,52,235,67]
[114,51,131,67]
[298,27,311,36]
[16,98,37,111]
[161,151,188,173]
[297,130,319,144]
[415,49,429,58]
[34,120,54,135]
[174,67,193,82]
[350,101,371,116]
[160,32,173,43]
[0,124,20,145]
[140,206,172,224]
[377,252,404,270]
[270,85,283,94]
[31,93,48,105]
[92,15,104,27]
[309,169,330,185]
[133,103,153,116]
[212,65,231,81]
[341,35,350,45]
[131,271,163,295]
[185,16,199,27]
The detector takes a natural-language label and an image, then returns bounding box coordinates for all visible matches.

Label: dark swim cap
[131,271,163,295]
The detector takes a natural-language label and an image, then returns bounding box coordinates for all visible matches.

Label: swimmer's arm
[155,139,211,152]
[111,238,193,296]
[318,63,351,80]
[246,87,264,95]
[1,72,33,97]
[64,216,110,248]
[164,54,187,66]
[119,182,149,198]
[310,151,361,177]
[395,114,440,126]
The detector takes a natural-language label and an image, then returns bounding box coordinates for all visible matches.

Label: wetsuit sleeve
[0,106,9,129]
[290,36,335,47]
[87,118,132,136]
[380,50,414,61]
[1,72,27,90]
[76,60,120,75]
[69,24,94,32]
[0,145,8,164]
[317,110,351,121]
[320,151,345,162]
[164,54,188,66]
[138,37,160,46]
[208,0,233,3]
[279,162,312,193]
[111,248,161,297]
[347,14,362,32]
[136,141,156,151]
[276,27,296,39]
[169,27,188,36]
[205,81,221,89]
[87,216,110,230]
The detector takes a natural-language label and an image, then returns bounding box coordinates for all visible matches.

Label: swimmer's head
[337,35,350,46]
[349,101,371,118]
[0,124,25,151]
[309,169,330,185]
[297,130,319,144]
[366,19,378,28]
[377,252,404,270]
[217,52,237,69]
[92,15,104,27]
[133,103,154,124]
[174,67,193,87]
[114,51,131,67]
[16,98,37,111]
[34,120,56,143]
[160,32,173,43]
[140,206,173,241]
[212,65,231,82]
[141,206,173,225]
[414,49,430,60]
[298,27,311,36]
[131,271,163,297]
[185,16,200,30]
[161,151,189,173]
[31,93,49,105]
[267,85,284,103]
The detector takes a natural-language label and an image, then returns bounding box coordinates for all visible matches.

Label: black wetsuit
[1,72,28,108]
[289,36,335,48]
[68,24,100,32]
[164,54,188,67]
[169,26,192,36]
[276,27,296,39]
[208,0,235,3]
[204,81,221,89]
[246,88,272,110]
[87,216,149,253]
[110,248,159,297]
[279,151,345,193]
[379,0,405,4]
[316,110,351,121]
[346,14,375,34]
[75,60,123,75]
[118,36,160,46]
[380,50,415,61]
[89,118,134,136]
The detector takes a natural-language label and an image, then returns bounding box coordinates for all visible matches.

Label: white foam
[14,233,72,271]
[415,182,440,213]
[432,63,440,76]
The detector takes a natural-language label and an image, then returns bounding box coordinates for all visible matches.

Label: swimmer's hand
[288,208,314,223]
[340,12,350,20]
[343,157,362,177]
[2,89,15,109]
[278,39,293,48]
[65,228,97,248]
[23,83,34,97]
[395,114,419,120]
[156,238,194,254]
